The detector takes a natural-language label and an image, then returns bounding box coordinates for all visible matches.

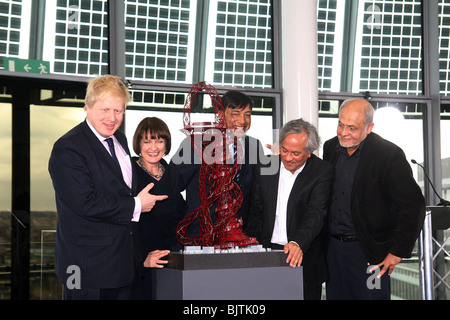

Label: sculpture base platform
[152,250,303,300]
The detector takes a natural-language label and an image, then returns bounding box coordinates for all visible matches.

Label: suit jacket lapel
[266,157,281,233]
[352,133,375,194]
[80,120,112,163]
[114,130,131,156]
[327,137,340,166]
[286,156,313,228]
[80,121,129,188]
[239,135,252,179]
[114,130,138,193]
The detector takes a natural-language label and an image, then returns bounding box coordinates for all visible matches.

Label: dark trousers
[63,283,133,300]
[325,236,390,300]
[304,284,323,300]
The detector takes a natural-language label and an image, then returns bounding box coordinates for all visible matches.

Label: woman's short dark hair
[133,117,171,156]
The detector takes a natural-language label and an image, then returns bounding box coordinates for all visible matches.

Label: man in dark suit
[246,119,333,300]
[170,90,265,247]
[323,98,425,300]
[48,75,167,300]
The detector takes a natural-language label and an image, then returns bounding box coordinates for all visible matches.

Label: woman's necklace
[138,157,164,180]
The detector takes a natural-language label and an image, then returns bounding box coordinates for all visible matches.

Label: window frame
[318,0,443,208]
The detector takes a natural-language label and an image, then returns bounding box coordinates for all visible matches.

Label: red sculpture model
[176,81,258,249]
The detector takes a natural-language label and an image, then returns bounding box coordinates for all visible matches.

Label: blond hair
[85,75,131,108]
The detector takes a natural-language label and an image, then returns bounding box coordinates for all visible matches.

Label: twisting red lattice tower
[176,81,258,249]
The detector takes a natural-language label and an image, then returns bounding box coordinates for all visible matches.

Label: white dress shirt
[271,161,305,246]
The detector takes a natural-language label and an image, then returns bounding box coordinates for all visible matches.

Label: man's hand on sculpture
[284,242,303,268]
[143,250,170,268]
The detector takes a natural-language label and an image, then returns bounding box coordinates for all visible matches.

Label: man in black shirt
[323,98,425,300]
[327,139,364,237]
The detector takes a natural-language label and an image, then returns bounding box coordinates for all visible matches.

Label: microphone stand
[411,159,449,207]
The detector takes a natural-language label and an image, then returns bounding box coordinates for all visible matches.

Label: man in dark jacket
[246,119,333,300]
[323,98,425,300]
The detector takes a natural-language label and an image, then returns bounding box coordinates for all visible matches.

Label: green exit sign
[3,57,50,74]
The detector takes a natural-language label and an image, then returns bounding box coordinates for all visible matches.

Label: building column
[280,0,318,127]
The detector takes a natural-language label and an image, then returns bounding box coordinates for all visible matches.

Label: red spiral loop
[176,81,258,249]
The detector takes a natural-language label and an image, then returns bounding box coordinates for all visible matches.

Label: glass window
[0,94,12,300]
[0,0,109,76]
[43,0,109,75]
[1,0,275,88]
[204,0,273,88]
[317,0,342,92]
[439,103,450,301]
[30,94,86,300]
[441,103,450,202]
[439,0,450,96]
[317,0,423,95]
[124,0,196,82]
[355,1,422,95]
[0,0,31,67]
[124,0,274,88]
